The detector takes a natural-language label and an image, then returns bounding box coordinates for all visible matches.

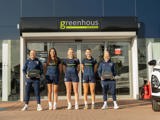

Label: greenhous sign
[60,19,99,30]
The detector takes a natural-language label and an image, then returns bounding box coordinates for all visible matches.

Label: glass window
[107,41,131,95]
[0,40,2,100]
[0,40,20,101]
[9,40,20,101]
[138,39,147,93]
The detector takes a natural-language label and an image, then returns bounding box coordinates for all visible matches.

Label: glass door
[107,41,131,96]
[0,41,2,100]
[26,40,132,98]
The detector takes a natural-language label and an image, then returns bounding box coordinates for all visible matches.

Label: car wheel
[152,99,160,112]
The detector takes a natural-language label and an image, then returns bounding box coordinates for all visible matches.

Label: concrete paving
[0,99,159,120]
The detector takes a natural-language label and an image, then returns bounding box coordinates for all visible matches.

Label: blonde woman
[62,48,80,110]
[81,48,97,109]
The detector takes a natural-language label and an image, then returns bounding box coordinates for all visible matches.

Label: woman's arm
[94,63,98,74]
[23,60,30,78]
[77,64,80,73]
[59,63,62,75]
[112,63,116,77]
[63,65,66,74]
[81,64,84,73]
[98,63,102,78]
[39,61,43,76]
[43,63,47,75]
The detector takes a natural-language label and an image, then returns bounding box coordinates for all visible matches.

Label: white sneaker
[84,104,88,110]
[75,104,79,110]
[101,104,108,110]
[91,104,95,109]
[37,104,43,111]
[67,103,72,110]
[114,105,119,109]
[113,101,119,109]
[21,104,28,111]
[48,102,52,110]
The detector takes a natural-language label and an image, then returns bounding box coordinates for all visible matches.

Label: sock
[104,101,107,106]
[75,102,78,105]
[113,101,118,106]
[54,102,57,106]
[84,101,87,105]
[37,104,41,107]
[24,104,28,107]
[92,101,95,105]
[68,102,71,106]
[48,102,52,106]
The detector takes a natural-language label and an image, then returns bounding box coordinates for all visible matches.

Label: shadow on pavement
[0,100,151,111]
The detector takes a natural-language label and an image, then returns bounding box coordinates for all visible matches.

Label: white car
[148,60,160,111]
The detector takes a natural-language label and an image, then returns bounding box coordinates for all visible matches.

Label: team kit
[21,48,119,111]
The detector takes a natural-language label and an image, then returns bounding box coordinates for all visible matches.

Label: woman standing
[44,48,62,110]
[21,50,43,111]
[81,48,97,109]
[98,50,119,110]
[62,48,80,110]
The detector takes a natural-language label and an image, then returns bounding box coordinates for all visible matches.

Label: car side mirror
[148,60,157,66]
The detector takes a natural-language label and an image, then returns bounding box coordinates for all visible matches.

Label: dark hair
[47,48,58,65]
[85,48,91,51]
[85,48,92,59]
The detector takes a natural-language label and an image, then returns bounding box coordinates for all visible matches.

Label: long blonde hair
[67,48,76,59]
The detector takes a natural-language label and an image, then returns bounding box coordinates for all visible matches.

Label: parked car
[148,60,160,111]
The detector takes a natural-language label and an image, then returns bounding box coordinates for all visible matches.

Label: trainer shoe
[75,104,79,110]
[21,104,28,111]
[113,101,119,109]
[48,102,52,110]
[53,104,57,110]
[67,103,72,110]
[114,105,119,109]
[91,104,95,109]
[84,104,88,110]
[37,104,43,111]
[101,104,108,110]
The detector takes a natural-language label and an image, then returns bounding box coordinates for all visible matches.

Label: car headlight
[151,75,160,88]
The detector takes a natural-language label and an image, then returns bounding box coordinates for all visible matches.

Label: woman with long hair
[81,48,97,109]
[62,48,80,110]
[44,48,62,110]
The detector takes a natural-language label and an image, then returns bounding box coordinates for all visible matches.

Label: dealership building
[0,0,160,101]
